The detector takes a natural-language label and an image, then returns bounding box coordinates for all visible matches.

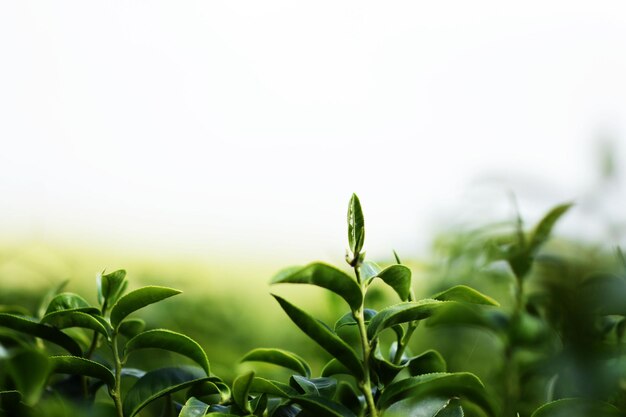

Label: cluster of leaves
[3,194,625,416]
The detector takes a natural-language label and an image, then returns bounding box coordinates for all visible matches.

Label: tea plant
[0,270,218,417]
[180,194,500,417]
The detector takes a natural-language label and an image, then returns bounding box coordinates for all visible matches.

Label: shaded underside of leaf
[367,300,448,340]
[241,348,311,377]
[50,355,115,388]
[179,396,210,417]
[0,313,82,356]
[431,285,498,306]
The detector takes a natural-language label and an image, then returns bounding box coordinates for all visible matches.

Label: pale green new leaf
[241,348,311,377]
[528,203,573,255]
[232,371,254,412]
[348,193,365,255]
[124,329,210,375]
[180,397,210,417]
[431,285,498,306]
[110,286,181,328]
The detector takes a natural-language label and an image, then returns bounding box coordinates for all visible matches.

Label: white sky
[1,1,626,263]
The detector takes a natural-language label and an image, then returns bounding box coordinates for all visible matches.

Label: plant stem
[393,288,417,364]
[110,332,124,417]
[353,266,379,417]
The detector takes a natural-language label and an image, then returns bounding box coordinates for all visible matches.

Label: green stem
[393,288,417,364]
[353,266,379,417]
[110,332,124,417]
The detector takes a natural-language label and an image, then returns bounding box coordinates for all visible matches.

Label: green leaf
[378,372,494,416]
[232,371,255,412]
[382,396,460,417]
[110,286,181,328]
[50,355,115,388]
[361,261,382,281]
[291,395,357,417]
[528,203,573,255]
[334,309,376,331]
[348,193,365,256]
[6,349,51,406]
[321,359,351,377]
[290,376,336,398]
[36,279,69,319]
[123,366,211,417]
[367,300,448,340]
[0,313,82,355]
[248,377,298,398]
[44,293,99,316]
[241,348,311,377]
[430,286,499,306]
[97,269,127,307]
[336,382,362,415]
[531,398,621,417]
[371,265,412,301]
[41,310,109,336]
[407,350,447,375]
[118,318,145,339]
[125,329,210,375]
[180,397,210,417]
[272,295,364,380]
[187,379,231,403]
[271,263,362,311]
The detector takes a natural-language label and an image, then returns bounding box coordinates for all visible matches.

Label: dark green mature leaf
[0,390,22,409]
[44,293,99,316]
[125,329,210,375]
[292,395,357,417]
[118,318,145,339]
[97,269,127,307]
[367,300,448,340]
[336,382,362,415]
[528,203,573,255]
[110,286,181,328]
[271,263,362,311]
[6,349,51,406]
[321,359,351,377]
[50,355,115,388]
[41,310,109,336]
[334,309,376,331]
[123,366,211,417]
[378,373,493,416]
[431,286,498,306]
[530,398,621,417]
[232,371,255,412]
[272,295,364,380]
[407,350,447,375]
[180,396,210,417]
[249,377,298,397]
[241,348,311,377]
[348,193,365,256]
[0,313,82,355]
[371,265,412,301]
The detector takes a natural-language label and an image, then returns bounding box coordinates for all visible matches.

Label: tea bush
[1,194,625,416]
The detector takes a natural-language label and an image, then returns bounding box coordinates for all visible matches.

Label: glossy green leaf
[180,396,210,417]
[361,261,382,281]
[44,293,98,316]
[431,285,498,306]
[292,395,357,417]
[371,265,412,301]
[528,203,573,255]
[97,269,127,307]
[367,300,448,340]
[407,350,447,375]
[272,295,364,379]
[241,348,311,377]
[118,318,145,339]
[290,376,336,398]
[123,366,211,417]
[271,263,362,311]
[348,193,365,256]
[334,309,376,331]
[110,286,181,328]
[378,372,493,416]
[41,310,109,336]
[0,313,82,355]
[247,377,298,398]
[383,396,460,417]
[50,355,115,388]
[321,359,351,377]
[531,398,621,417]
[232,371,255,412]
[187,379,230,404]
[125,329,210,375]
[6,349,51,406]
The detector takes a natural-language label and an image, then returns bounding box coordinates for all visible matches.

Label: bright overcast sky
[1,1,625,263]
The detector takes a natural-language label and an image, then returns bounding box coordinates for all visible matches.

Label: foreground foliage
[1,194,625,416]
